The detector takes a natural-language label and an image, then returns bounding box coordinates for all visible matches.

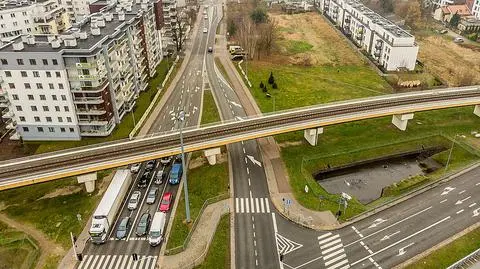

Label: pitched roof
[445,4,472,16]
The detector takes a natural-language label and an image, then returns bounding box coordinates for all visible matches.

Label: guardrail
[164,192,230,256]
[447,247,480,269]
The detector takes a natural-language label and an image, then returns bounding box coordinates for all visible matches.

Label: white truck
[89,169,132,244]
[148,212,167,246]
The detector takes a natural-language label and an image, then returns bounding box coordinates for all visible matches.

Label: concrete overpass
[1,86,480,190]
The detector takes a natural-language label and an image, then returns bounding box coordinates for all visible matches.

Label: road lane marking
[272,213,285,269]
[321,239,342,249]
[260,198,265,213]
[236,198,239,213]
[351,226,363,238]
[255,198,260,213]
[469,203,477,208]
[243,147,246,154]
[319,234,340,245]
[246,198,250,213]
[368,257,382,269]
[241,198,244,213]
[327,260,349,269]
[476,182,480,186]
[344,206,432,248]
[440,199,447,203]
[381,231,400,241]
[247,167,250,174]
[325,254,347,266]
[324,249,345,260]
[398,242,415,256]
[322,243,343,255]
[455,196,471,205]
[265,198,271,212]
[318,233,333,240]
[248,178,251,186]
[350,216,451,266]
[101,255,112,269]
[457,209,464,214]
[459,190,466,194]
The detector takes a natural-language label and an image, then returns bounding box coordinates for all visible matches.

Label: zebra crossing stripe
[325,254,347,266]
[235,198,272,213]
[260,198,265,212]
[322,243,343,255]
[324,249,345,260]
[120,255,129,269]
[318,232,332,240]
[96,255,105,268]
[319,234,339,245]
[246,198,250,213]
[126,257,133,269]
[250,198,255,214]
[255,198,260,213]
[327,259,349,269]
[236,198,239,213]
[101,255,112,269]
[240,198,244,213]
[265,198,270,212]
[321,239,342,249]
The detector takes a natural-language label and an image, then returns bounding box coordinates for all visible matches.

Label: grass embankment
[214,57,232,86]
[0,221,39,269]
[32,58,173,154]
[0,170,111,249]
[195,214,230,269]
[201,90,222,125]
[280,107,480,220]
[404,227,480,269]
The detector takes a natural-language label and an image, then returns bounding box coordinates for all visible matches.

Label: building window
[52,59,58,65]
[23,127,29,132]
[64,106,70,112]
[16,105,22,111]
[60,127,65,132]
[12,94,18,100]
[8,83,15,89]
[61,95,66,101]
[48,127,55,132]
[43,106,49,112]
[52,95,57,101]
[34,116,40,122]
[67,116,72,122]
[29,59,36,65]
[37,127,44,132]
[69,127,74,132]
[27,28,31,33]
[58,117,63,122]
[46,71,51,77]
[42,59,48,65]
[36,83,43,89]
[58,83,64,89]
[19,116,25,122]
[46,116,52,122]
[22,11,27,16]
[13,22,18,26]
[21,71,27,77]
[16,59,23,65]
[0,59,7,65]
[27,94,34,100]
[55,71,61,78]
[4,71,11,77]
[33,71,39,77]
[55,105,60,111]
[24,83,31,89]
[10,13,15,18]
[40,94,46,100]
[31,106,37,111]
[49,83,54,90]
[24,20,29,24]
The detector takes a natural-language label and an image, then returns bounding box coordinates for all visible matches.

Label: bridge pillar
[203,148,221,165]
[474,105,480,117]
[77,172,97,193]
[391,113,414,131]
[304,127,324,146]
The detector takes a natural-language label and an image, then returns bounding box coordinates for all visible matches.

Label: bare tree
[259,18,278,57]
[171,12,189,52]
[405,0,422,29]
[236,16,257,60]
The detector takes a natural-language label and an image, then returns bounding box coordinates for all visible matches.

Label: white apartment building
[161,0,177,53]
[0,0,71,41]
[468,0,480,19]
[318,0,419,71]
[57,0,92,22]
[0,0,163,141]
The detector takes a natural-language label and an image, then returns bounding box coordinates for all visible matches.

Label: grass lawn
[404,226,480,269]
[214,57,232,86]
[166,162,229,252]
[201,90,221,125]
[195,214,230,269]
[0,170,111,248]
[32,59,173,154]
[280,107,480,220]
[0,221,40,269]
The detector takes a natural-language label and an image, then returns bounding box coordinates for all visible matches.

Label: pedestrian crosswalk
[318,233,350,269]
[235,197,271,214]
[77,255,157,269]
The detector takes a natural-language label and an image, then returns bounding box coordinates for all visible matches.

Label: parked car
[203,27,208,33]
[159,192,173,212]
[146,188,158,204]
[204,14,208,19]
[136,213,151,236]
[138,171,151,188]
[439,29,448,34]
[175,154,183,163]
[155,168,164,185]
[454,37,464,43]
[160,156,172,165]
[145,160,156,171]
[128,191,141,210]
[130,163,141,173]
[207,47,213,53]
[116,217,131,239]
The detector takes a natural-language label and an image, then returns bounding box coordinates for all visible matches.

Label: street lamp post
[178,111,191,223]
[444,134,459,175]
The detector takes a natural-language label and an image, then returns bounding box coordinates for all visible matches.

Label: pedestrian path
[318,232,350,269]
[77,255,157,269]
[235,197,271,214]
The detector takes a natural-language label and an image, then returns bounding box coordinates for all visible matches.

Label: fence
[447,247,480,269]
[164,192,230,255]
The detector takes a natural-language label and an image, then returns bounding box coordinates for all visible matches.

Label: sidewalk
[157,199,230,269]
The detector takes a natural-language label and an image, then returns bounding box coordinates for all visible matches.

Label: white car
[454,37,464,43]
[155,168,164,184]
[160,156,172,165]
[128,191,141,210]
[130,163,141,173]
[146,188,158,204]
[204,15,208,19]
[203,28,208,33]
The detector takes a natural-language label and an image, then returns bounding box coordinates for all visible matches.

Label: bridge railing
[447,247,480,269]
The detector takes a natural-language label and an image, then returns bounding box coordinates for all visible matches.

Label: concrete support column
[203,148,221,165]
[77,173,97,193]
[304,127,324,146]
[391,113,414,131]
[474,105,480,117]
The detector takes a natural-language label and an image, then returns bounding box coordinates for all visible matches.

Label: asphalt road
[77,7,212,269]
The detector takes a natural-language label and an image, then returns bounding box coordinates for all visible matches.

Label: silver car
[128,191,141,210]
[146,188,158,204]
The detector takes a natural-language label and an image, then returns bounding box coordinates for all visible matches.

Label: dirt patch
[278,141,304,148]
[37,186,83,200]
[417,36,480,86]
[96,171,115,196]
[0,138,38,161]
[189,153,228,169]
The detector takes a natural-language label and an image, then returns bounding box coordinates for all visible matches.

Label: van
[169,163,183,184]
[148,212,166,246]
[229,45,242,54]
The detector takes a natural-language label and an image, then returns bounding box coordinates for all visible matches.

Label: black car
[138,171,150,188]
[175,154,183,164]
[136,213,151,236]
[145,160,156,171]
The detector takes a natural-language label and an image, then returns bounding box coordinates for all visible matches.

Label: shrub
[268,72,275,85]
[272,82,278,89]
[259,81,265,89]
[262,86,268,93]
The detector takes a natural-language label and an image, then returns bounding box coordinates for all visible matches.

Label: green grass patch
[404,226,480,269]
[201,90,221,125]
[0,170,111,248]
[382,175,430,197]
[32,59,173,154]
[42,254,62,269]
[282,40,314,54]
[0,221,40,269]
[195,214,230,269]
[214,57,232,86]
[166,162,229,252]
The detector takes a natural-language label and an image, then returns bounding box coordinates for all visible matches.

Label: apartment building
[0,0,163,141]
[0,0,71,41]
[161,0,176,52]
[318,0,419,71]
[467,0,480,19]
[58,0,92,22]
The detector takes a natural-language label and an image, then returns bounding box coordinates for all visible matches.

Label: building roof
[441,4,471,16]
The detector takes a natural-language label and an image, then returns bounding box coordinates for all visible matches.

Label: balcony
[356,35,363,41]
[78,120,109,126]
[375,42,383,49]
[6,121,16,130]
[72,74,99,81]
[71,81,108,93]
[75,62,97,69]
[357,27,364,34]
[2,110,14,118]
[73,97,104,104]
[76,109,106,115]
[0,99,9,108]
[374,51,381,57]
[345,18,351,23]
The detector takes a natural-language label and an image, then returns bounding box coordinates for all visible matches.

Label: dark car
[175,154,183,164]
[138,171,151,188]
[136,213,151,236]
[145,160,156,171]
[116,217,131,239]
[207,46,213,53]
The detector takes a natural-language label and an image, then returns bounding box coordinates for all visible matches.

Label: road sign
[304,185,309,193]
[341,192,352,200]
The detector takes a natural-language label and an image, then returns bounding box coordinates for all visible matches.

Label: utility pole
[178,110,191,222]
[444,134,458,175]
